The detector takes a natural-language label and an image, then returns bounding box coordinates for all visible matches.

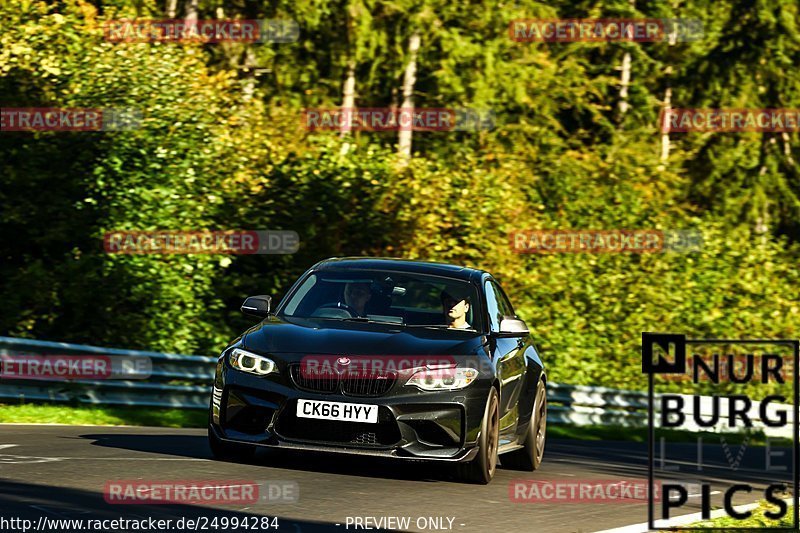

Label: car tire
[456,387,499,484]
[502,379,546,471]
[208,411,257,462]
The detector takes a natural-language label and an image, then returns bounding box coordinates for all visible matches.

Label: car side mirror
[498,317,529,336]
[241,295,272,318]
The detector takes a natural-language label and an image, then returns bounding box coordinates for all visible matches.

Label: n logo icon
[642,332,686,374]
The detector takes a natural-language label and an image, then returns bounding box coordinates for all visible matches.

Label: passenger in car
[441,288,472,329]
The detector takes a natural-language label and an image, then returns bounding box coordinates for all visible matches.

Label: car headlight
[228,348,277,376]
[405,366,478,391]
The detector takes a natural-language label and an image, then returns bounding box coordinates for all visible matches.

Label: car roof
[314,257,488,283]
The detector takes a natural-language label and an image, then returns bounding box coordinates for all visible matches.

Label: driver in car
[341,281,372,316]
[441,288,472,329]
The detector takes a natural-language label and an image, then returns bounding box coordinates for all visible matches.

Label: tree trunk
[184,0,198,24]
[660,69,673,162]
[781,132,795,167]
[397,32,420,162]
[340,60,356,138]
[660,23,679,163]
[754,135,774,237]
[339,60,357,155]
[339,3,359,155]
[242,47,257,101]
[617,0,637,119]
[618,50,631,117]
[166,0,178,18]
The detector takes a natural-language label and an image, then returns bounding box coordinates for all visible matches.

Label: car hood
[242,315,487,356]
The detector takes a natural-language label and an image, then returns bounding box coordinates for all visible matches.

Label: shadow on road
[81,432,213,458]
[80,431,461,483]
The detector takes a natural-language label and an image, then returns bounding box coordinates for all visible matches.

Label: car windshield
[279,269,480,331]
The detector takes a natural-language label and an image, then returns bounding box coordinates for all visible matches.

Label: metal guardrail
[0,336,792,438]
[0,336,216,409]
[547,384,649,427]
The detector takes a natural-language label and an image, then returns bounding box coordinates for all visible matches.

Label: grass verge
[687,502,794,529]
[0,403,206,428]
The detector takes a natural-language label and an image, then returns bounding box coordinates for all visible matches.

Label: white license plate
[296,399,378,423]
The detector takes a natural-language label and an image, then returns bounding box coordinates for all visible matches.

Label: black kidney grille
[340,371,396,396]
[289,365,338,393]
[289,365,396,396]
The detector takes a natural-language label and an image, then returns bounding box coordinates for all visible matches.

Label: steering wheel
[318,302,360,317]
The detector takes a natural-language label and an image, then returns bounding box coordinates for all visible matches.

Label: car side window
[493,282,515,318]
[484,280,515,332]
[484,281,502,332]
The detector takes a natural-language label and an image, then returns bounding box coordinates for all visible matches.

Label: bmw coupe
[208,258,547,483]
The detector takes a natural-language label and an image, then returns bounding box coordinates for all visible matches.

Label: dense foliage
[1,0,798,392]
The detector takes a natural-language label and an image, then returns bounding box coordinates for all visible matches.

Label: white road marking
[29,505,69,519]
[134,483,254,493]
[686,491,721,497]
[52,457,208,461]
[0,446,207,463]
[0,440,213,464]
[0,454,62,464]
[0,444,65,464]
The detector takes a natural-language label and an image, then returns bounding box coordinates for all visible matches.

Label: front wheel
[456,388,500,484]
[503,379,546,471]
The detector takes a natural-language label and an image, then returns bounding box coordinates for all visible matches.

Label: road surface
[0,425,792,532]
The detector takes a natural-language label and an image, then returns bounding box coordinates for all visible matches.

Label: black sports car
[208,257,547,483]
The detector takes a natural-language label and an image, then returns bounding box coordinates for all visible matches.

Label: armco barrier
[0,336,215,409]
[0,336,792,438]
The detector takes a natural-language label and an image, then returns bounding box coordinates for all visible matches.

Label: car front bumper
[210,357,492,462]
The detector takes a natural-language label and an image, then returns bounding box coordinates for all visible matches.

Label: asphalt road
[0,424,793,533]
